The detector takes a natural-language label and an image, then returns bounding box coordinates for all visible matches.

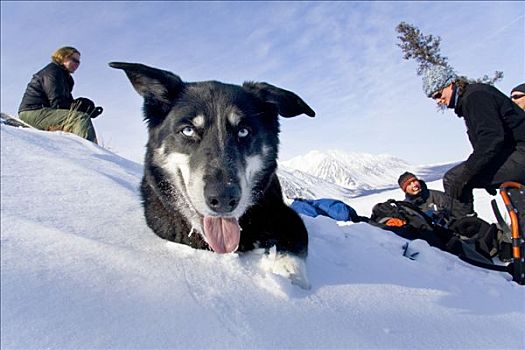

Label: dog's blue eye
[238,128,249,138]
[181,126,195,137]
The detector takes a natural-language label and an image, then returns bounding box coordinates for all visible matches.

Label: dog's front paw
[272,253,311,290]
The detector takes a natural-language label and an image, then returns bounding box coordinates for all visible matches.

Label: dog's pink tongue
[203,216,241,254]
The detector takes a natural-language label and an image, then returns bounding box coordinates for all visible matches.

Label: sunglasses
[432,91,442,100]
[69,57,80,64]
[511,94,525,100]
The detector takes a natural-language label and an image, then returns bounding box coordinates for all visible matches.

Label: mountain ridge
[278,149,457,201]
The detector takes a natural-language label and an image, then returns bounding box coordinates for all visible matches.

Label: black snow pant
[443,146,525,215]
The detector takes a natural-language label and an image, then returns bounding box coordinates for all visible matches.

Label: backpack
[369,200,450,250]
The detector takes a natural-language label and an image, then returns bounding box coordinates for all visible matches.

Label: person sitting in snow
[397,171,512,260]
[18,46,102,143]
[398,171,471,225]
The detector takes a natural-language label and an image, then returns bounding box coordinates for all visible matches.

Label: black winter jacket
[404,180,465,222]
[18,62,74,112]
[454,83,525,180]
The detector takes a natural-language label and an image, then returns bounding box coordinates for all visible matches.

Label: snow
[280,149,455,192]
[1,125,524,349]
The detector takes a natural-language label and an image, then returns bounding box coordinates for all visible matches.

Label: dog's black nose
[205,182,241,214]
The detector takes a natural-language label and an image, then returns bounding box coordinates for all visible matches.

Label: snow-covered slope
[281,149,457,192]
[278,165,358,203]
[1,125,524,349]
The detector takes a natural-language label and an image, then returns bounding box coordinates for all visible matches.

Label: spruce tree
[395,21,502,84]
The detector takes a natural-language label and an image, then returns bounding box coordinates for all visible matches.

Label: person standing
[18,46,100,143]
[421,65,525,214]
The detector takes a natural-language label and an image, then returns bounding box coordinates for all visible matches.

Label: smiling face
[404,179,422,196]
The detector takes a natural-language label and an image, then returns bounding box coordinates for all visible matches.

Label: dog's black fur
[110,62,315,262]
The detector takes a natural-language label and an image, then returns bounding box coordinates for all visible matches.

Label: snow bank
[1,126,524,349]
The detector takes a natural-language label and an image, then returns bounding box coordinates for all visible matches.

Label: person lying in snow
[365,172,512,262]
[397,171,512,260]
[369,198,507,263]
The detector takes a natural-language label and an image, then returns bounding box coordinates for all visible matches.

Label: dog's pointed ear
[109,62,184,125]
[242,82,315,118]
[109,62,183,102]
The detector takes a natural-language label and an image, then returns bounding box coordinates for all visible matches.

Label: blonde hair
[51,46,80,65]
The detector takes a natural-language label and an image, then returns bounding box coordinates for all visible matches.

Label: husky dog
[110,62,315,288]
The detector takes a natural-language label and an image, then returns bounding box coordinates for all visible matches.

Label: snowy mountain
[1,125,524,349]
[278,166,357,204]
[280,149,457,193]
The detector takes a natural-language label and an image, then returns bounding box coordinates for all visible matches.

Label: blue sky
[1,1,523,164]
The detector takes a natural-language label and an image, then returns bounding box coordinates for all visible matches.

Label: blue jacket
[291,198,359,222]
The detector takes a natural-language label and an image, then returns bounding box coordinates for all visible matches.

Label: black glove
[72,97,95,113]
[485,187,497,196]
